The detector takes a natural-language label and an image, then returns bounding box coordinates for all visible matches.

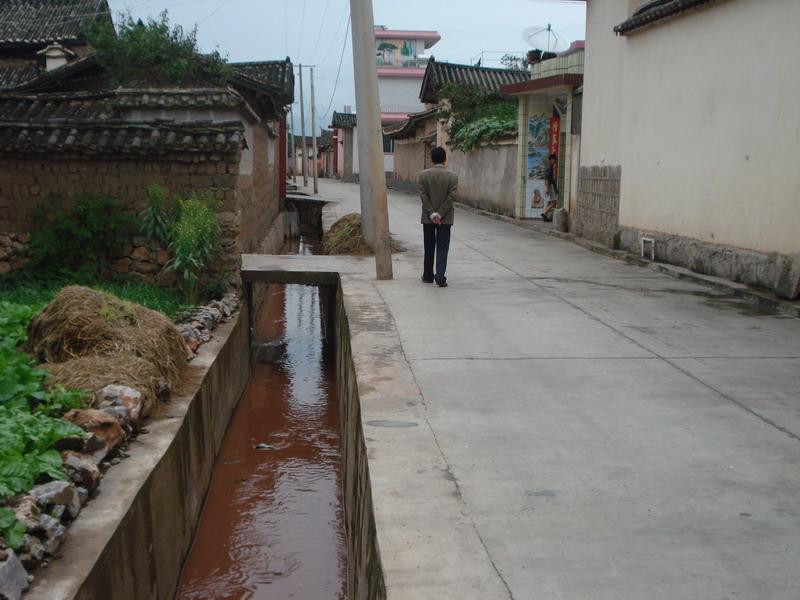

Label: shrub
[168,193,219,304]
[28,194,133,278]
[140,184,173,247]
[87,11,230,87]
[437,82,518,152]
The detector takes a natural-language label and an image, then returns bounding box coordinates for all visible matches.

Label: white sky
[108,0,586,134]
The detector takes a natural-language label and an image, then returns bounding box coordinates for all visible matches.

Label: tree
[87,11,230,87]
[500,53,526,71]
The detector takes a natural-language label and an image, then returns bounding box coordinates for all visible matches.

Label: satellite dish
[522,24,570,53]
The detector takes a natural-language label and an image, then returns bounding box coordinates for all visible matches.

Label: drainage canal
[176,235,347,599]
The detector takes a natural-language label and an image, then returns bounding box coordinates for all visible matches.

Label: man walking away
[419,146,458,287]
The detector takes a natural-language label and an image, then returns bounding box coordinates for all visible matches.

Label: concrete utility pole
[349,0,393,280]
[310,66,319,195]
[288,106,296,184]
[298,65,308,188]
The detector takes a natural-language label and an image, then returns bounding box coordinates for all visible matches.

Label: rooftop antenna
[522,24,570,53]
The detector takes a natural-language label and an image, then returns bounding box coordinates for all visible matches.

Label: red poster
[548,115,560,158]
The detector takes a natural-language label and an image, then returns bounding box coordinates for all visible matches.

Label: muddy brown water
[176,237,347,599]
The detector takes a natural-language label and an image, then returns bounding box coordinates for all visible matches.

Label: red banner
[548,115,560,159]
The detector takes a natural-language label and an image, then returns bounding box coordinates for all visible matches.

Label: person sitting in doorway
[542,153,558,222]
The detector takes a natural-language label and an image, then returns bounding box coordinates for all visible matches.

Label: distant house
[0,0,294,281]
[374,26,441,174]
[577,0,800,298]
[330,110,358,182]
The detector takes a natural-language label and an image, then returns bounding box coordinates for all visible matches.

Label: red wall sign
[548,115,560,159]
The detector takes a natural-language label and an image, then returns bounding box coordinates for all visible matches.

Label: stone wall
[0,231,30,274]
[573,165,621,247]
[391,139,427,189]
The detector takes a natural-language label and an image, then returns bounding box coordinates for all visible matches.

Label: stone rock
[18,535,44,569]
[130,246,150,261]
[110,258,132,274]
[180,327,200,354]
[154,249,170,265]
[0,235,10,248]
[9,257,29,271]
[29,481,74,507]
[155,269,176,287]
[16,233,29,244]
[62,451,102,493]
[63,409,126,450]
[38,515,66,554]
[0,550,29,600]
[11,497,41,532]
[131,236,151,248]
[75,487,89,506]
[48,505,66,521]
[131,260,158,274]
[776,253,800,300]
[0,248,7,260]
[97,385,144,425]
[0,261,10,275]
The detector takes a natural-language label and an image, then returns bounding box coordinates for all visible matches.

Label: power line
[196,0,233,25]
[319,1,349,66]
[310,0,333,61]
[319,12,350,122]
[296,0,306,62]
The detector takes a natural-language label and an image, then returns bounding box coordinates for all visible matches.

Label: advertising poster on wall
[525,113,550,218]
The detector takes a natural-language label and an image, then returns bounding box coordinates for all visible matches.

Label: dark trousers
[422,224,451,284]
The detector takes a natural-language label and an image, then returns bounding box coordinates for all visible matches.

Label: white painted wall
[583,0,800,255]
[378,77,426,114]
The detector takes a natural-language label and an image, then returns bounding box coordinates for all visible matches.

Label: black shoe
[436,280,448,288]
[421,276,434,284]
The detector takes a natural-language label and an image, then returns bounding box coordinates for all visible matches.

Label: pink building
[375,26,440,173]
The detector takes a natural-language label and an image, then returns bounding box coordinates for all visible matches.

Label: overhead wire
[318,12,350,122]
[296,0,306,62]
[309,0,333,62]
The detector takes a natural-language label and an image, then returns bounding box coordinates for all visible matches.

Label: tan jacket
[419,164,458,225]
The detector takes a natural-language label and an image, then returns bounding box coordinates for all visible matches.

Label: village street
[312,178,800,599]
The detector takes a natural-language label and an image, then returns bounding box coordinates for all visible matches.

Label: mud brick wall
[574,165,622,247]
[0,134,281,283]
[235,121,280,254]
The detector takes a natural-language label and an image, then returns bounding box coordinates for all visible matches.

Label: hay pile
[322,213,402,256]
[26,286,187,409]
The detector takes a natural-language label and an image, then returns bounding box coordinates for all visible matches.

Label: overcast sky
[108,0,586,134]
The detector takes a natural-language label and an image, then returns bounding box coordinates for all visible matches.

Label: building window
[383,134,394,153]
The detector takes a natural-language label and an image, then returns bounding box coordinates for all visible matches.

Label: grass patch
[0,277,190,320]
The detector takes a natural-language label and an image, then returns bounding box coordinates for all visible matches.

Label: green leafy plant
[0,301,37,347]
[140,184,173,247]
[0,406,85,500]
[28,194,133,278]
[168,193,219,305]
[437,82,518,152]
[0,506,26,550]
[87,11,231,87]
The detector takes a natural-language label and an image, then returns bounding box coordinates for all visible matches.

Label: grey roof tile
[0,0,111,46]
[331,111,356,128]
[420,58,529,103]
[614,0,719,34]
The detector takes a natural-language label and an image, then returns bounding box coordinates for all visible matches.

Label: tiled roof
[614,0,719,35]
[318,129,333,149]
[0,63,40,89]
[384,107,436,140]
[230,59,294,105]
[0,120,244,155]
[0,90,249,156]
[0,0,111,46]
[331,111,357,129]
[420,58,529,103]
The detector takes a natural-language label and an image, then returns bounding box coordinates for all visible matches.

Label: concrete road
[314,180,800,600]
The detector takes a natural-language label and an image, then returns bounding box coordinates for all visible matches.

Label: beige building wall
[449,141,518,217]
[617,0,800,255]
